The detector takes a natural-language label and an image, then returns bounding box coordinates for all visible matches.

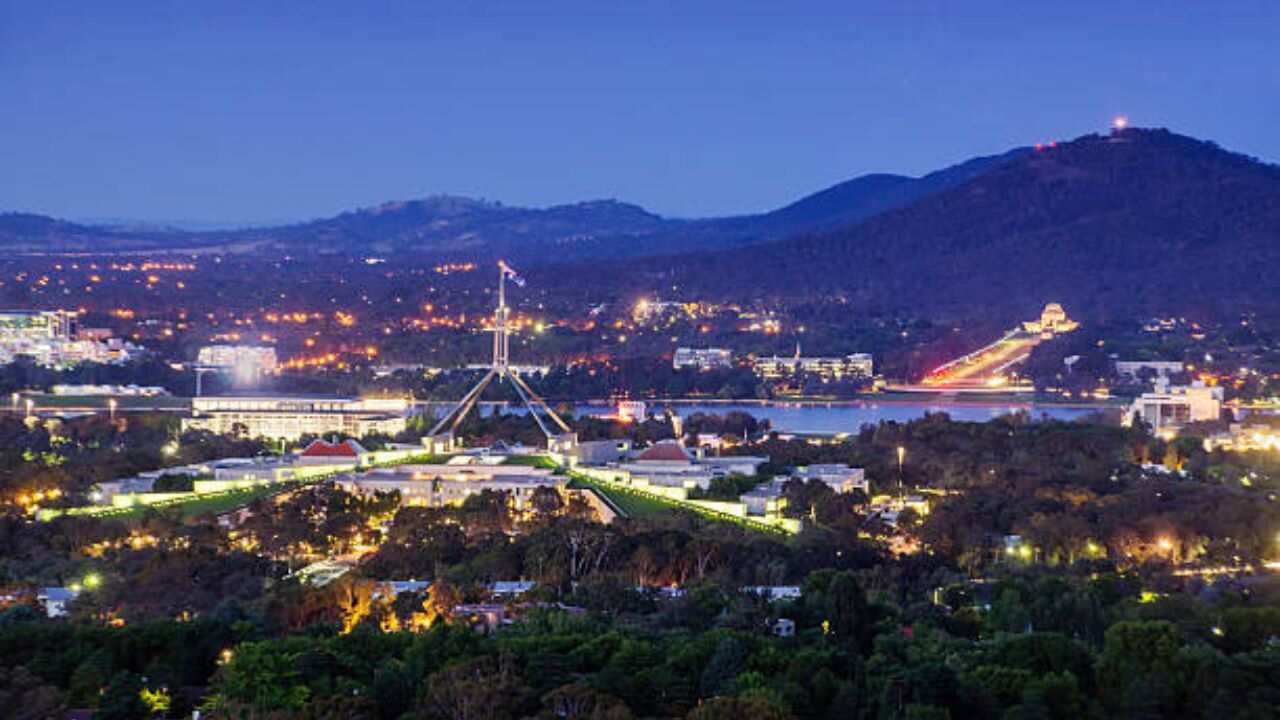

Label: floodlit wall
[687,499,747,517]
[112,492,194,507]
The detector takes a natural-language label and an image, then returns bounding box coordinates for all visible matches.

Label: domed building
[1023,303,1079,336]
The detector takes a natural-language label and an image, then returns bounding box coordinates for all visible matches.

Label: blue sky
[2,1,1277,223]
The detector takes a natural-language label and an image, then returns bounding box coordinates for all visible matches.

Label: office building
[0,310,74,339]
[197,345,279,384]
[1123,380,1223,435]
[1114,360,1184,381]
[183,395,409,441]
[0,309,137,368]
[673,347,733,371]
[753,348,874,383]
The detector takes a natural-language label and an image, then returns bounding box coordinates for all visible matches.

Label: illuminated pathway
[918,330,1042,390]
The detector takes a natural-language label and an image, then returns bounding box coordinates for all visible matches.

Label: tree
[803,570,872,652]
[1097,621,1185,715]
[424,579,462,628]
[530,485,565,520]
[0,666,65,720]
[96,672,147,720]
[211,640,311,713]
[541,683,634,720]
[685,696,792,720]
[699,636,747,698]
[426,653,532,720]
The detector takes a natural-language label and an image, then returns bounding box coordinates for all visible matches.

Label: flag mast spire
[427,261,574,450]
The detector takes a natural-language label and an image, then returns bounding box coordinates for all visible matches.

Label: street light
[896,446,906,497]
[24,398,33,419]
[107,398,117,422]
[10,392,17,412]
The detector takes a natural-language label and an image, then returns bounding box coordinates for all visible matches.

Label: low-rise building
[572,439,633,466]
[37,586,80,618]
[742,585,802,601]
[183,395,410,441]
[753,349,873,383]
[792,464,868,495]
[197,345,279,376]
[489,580,537,598]
[452,603,507,634]
[335,464,563,512]
[616,440,767,490]
[741,479,789,517]
[1114,360,1184,382]
[1123,380,1223,435]
[673,347,733,371]
[50,384,169,396]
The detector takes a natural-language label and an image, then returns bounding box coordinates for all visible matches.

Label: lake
[575,400,1105,435]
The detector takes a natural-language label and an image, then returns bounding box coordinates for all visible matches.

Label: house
[772,618,796,637]
[373,580,431,600]
[452,603,507,634]
[742,585,802,601]
[37,586,80,618]
[489,580,537,598]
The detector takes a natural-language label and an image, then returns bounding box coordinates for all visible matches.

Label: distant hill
[0,151,1026,261]
[630,128,1280,321]
[721,147,1028,237]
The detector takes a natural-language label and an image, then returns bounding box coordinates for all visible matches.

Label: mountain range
[623,128,1280,320]
[0,148,1026,261]
[4,127,1280,321]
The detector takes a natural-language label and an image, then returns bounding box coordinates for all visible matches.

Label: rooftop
[300,439,367,458]
[635,440,693,462]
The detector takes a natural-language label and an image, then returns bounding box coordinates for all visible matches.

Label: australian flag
[499,260,526,287]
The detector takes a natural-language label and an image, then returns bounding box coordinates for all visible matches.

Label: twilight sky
[2,1,1278,224]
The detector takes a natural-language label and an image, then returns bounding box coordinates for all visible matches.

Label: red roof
[636,441,692,462]
[300,439,366,458]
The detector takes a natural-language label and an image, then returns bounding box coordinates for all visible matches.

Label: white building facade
[183,395,409,440]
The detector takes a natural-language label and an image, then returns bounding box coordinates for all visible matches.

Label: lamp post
[896,445,906,498]
[107,398,117,423]
[10,392,17,413]
[24,398,34,419]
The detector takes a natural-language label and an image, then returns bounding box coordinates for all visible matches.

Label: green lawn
[502,454,559,470]
[570,477,673,518]
[568,473,794,535]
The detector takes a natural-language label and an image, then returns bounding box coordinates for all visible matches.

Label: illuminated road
[919,331,1043,389]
